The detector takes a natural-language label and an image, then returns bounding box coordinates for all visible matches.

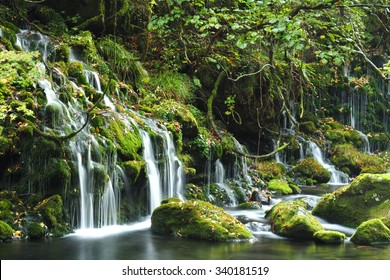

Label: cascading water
[140,129,163,213]
[16,30,53,61]
[215,159,237,206]
[306,141,349,185]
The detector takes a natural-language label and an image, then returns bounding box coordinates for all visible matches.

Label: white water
[140,130,163,213]
[16,30,52,61]
[215,159,237,206]
[306,141,349,185]
[357,130,371,154]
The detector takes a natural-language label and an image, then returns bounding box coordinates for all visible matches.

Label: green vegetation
[267,179,293,195]
[313,230,346,244]
[330,144,387,176]
[151,198,253,241]
[265,199,324,239]
[292,157,331,184]
[312,174,390,227]
[350,219,390,245]
[0,220,13,241]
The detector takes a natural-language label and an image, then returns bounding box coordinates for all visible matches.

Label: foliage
[97,36,149,86]
[149,70,195,103]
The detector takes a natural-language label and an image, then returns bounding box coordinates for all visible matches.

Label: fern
[97,36,149,87]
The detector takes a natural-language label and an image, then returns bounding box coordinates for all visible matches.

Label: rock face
[312,173,390,227]
[265,200,324,239]
[350,219,390,245]
[151,198,253,241]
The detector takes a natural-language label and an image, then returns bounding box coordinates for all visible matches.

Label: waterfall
[16,30,53,61]
[140,130,163,213]
[215,159,237,206]
[357,130,371,154]
[306,141,349,185]
[139,118,185,208]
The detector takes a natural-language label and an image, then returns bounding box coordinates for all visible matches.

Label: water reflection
[1,228,389,260]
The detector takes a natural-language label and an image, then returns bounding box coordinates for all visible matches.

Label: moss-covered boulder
[330,144,386,176]
[268,179,293,195]
[34,195,69,236]
[313,230,346,244]
[237,201,262,210]
[27,222,46,240]
[0,220,13,241]
[350,219,390,245]
[265,200,324,239]
[151,198,253,241]
[312,173,390,227]
[292,157,331,184]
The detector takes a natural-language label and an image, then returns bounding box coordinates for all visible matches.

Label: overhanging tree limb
[207,69,296,160]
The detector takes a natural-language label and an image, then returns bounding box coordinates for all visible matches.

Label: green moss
[293,157,331,184]
[95,114,143,161]
[122,160,146,185]
[300,121,317,134]
[268,179,292,195]
[350,219,390,245]
[67,61,88,85]
[34,195,63,229]
[0,199,13,225]
[313,230,346,244]
[27,222,46,240]
[54,44,71,62]
[151,199,253,241]
[0,220,13,241]
[312,173,390,227]
[330,144,386,176]
[237,201,262,210]
[255,161,285,181]
[265,199,324,239]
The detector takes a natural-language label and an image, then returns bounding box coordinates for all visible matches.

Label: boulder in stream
[313,230,346,244]
[312,173,390,227]
[265,199,324,239]
[151,198,253,241]
[350,218,390,245]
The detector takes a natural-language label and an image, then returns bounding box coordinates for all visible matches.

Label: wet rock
[151,198,253,241]
[0,220,13,242]
[265,199,324,239]
[350,219,390,245]
[312,173,390,227]
[313,230,346,244]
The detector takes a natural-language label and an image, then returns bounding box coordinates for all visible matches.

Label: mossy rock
[67,61,88,85]
[330,144,386,177]
[122,160,146,185]
[27,222,46,240]
[34,195,64,229]
[0,220,13,241]
[268,179,292,195]
[312,173,390,227]
[292,157,331,184]
[324,128,363,149]
[237,201,262,210]
[265,199,324,239]
[350,219,390,245]
[151,198,253,241]
[313,230,346,244]
[255,161,285,181]
[300,121,317,134]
